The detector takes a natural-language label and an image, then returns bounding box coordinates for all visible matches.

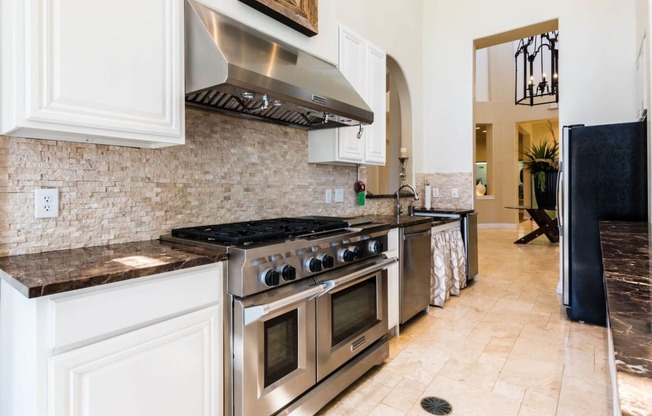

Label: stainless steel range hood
[185,0,374,130]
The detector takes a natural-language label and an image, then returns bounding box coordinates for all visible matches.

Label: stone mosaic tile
[0,109,396,255]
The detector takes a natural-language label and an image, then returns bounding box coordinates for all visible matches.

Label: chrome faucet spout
[395,184,419,216]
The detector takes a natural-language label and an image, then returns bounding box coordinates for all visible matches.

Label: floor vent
[420,396,453,415]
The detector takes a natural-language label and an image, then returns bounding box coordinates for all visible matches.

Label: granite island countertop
[599,221,652,416]
[0,240,228,298]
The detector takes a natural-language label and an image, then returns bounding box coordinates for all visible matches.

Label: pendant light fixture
[515,31,559,106]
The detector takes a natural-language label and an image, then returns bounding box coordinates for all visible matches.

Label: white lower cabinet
[49,306,219,416]
[0,263,224,416]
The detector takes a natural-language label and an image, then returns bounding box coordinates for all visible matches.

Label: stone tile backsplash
[415,172,473,210]
[0,109,395,256]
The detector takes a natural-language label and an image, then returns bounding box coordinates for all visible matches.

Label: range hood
[185,0,374,130]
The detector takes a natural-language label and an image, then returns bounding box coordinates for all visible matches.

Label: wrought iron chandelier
[515,31,559,106]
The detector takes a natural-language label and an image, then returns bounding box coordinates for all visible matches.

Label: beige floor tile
[323,225,614,416]
[381,377,427,412]
[339,379,392,414]
[439,352,506,392]
[368,403,406,416]
[421,375,522,416]
[518,390,559,416]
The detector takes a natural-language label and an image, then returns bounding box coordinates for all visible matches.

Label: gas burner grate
[171,218,349,246]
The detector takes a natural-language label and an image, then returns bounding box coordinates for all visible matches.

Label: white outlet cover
[35,188,59,218]
[325,189,332,204]
[432,188,440,198]
[334,188,344,203]
[451,188,459,198]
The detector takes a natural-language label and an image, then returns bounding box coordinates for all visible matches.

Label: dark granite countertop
[0,240,228,299]
[599,221,652,416]
[368,215,460,228]
[412,208,475,215]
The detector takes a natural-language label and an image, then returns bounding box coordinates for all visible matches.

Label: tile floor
[320,224,613,416]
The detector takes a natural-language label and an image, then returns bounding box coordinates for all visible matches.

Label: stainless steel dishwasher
[399,221,432,324]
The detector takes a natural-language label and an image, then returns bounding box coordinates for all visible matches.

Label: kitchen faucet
[395,184,419,217]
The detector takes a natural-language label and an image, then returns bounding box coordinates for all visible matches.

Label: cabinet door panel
[49,307,221,416]
[337,27,366,162]
[364,44,387,165]
[3,0,184,147]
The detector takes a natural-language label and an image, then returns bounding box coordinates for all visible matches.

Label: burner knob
[338,248,355,263]
[319,254,335,269]
[350,246,363,260]
[368,240,383,254]
[261,268,280,286]
[305,257,322,273]
[279,264,296,281]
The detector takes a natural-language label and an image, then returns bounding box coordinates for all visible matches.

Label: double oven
[164,217,396,415]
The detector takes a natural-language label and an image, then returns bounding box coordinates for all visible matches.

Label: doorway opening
[473,21,559,229]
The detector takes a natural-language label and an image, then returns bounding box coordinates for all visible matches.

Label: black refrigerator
[560,121,648,326]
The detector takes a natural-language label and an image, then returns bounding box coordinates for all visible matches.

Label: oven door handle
[243,284,327,325]
[319,256,398,295]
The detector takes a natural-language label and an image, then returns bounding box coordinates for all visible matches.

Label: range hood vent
[185,0,374,130]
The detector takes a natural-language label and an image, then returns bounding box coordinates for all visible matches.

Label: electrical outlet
[334,188,344,203]
[451,188,459,198]
[325,189,332,204]
[432,188,440,198]
[35,188,59,218]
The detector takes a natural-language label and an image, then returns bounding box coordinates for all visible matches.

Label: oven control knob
[261,268,280,286]
[338,248,355,263]
[350,246,363,260]
[368,240,383,254]
[305,257,322,273]
[319,254,335,269]
[279,264,296,281]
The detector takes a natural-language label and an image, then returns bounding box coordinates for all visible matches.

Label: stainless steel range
[162,217,396,416]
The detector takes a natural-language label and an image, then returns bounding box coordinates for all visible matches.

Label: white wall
[421,0,638,175]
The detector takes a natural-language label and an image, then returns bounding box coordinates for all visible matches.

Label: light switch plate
[451,188,459,198]
[334,188,344,203]
[325,189,332,204]
[35,188,59,218]
[432,188,440,198]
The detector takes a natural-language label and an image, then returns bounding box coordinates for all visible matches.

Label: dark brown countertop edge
[367,215,460,228]
[412,208,475,215]
[599,221,652,415]
[0,239,228,299]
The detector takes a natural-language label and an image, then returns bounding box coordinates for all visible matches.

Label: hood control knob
[338,248,354,263]
[305,257,322,273]
[279,264,296,281]
[368,240,383,254]
[261,268,280,286]
[350,246,363,260]
[319,254,335,269]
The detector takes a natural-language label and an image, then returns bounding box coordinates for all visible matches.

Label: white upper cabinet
[1,0,184,148]
[308,26,386,165]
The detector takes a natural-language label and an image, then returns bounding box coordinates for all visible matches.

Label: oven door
[314,256,396,381]
[232,281,327,416]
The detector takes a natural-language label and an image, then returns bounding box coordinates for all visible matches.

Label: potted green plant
[521,123,559,209]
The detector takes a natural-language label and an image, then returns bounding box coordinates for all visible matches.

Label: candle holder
[399,156,408,186]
